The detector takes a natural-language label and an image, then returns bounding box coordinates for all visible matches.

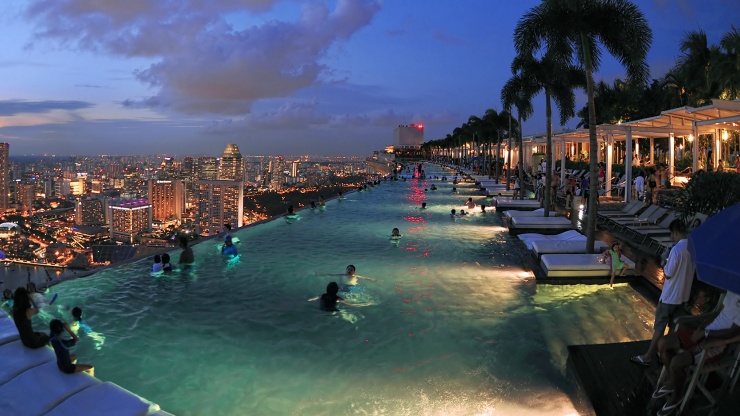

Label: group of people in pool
[3,282,96,376]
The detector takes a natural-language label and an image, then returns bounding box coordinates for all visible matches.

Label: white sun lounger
[0,340,55,385]
[532,240,609,258]
[0,361,99,416]
[46,382,156,416]
[518,230,584,250]
[509,216,573,232]
[495,197,541,210]
[0,315,20,346]
[540,254,636,278]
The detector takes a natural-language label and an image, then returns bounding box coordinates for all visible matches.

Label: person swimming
[480,204,486,213]
[308,282,370,312]
[319,196,326,207]
[152,254,163,273]
[451,187,457,193]
[222,235,238,257]
[161,253,173,272]
[390,228,401,238]
[69,306,105,349]
[450,209,457,218]
[459,209,467,216]
[26,282,50,309]
[310,201,317,209]
[430,184,437,190]
[329,265,377,293]
[420,202,427,210]
[465,197,476,209]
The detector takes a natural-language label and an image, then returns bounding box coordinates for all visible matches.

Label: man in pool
[179,236,194,266]
[465,197,476,209]
[420,202,427,210]
[329,265,376,293]
[222,235,238,257]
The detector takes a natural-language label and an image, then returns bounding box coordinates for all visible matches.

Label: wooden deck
[568,340,740,416]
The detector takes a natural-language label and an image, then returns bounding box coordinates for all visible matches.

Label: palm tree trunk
[507,114,512,191]
[496,132,501,184]
[544,89,552,217]
[518,114,524,200]
[583,36,598,254]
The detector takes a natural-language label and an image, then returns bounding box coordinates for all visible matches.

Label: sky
[0,0,738,157]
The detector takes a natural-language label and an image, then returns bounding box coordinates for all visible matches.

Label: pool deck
[459,167,737,415]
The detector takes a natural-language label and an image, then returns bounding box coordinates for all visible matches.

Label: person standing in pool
[152,254,163,273]
[161,253,173,272]
[330,265,376,293]
[465,198,476,209]
[222,235,238,257]
[178,237,194,266]
[318,196,326,207]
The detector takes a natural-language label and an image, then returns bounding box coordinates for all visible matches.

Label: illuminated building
[197,157,219,180]
[160,156,177,179]
[147,179,185,221]
[218,144,244,181]
[17,183,36,215]
[393,124,424,149]
[109,198,152,243]
[76,198,107,226]
[194,180,243,236]
[0,143,8,212]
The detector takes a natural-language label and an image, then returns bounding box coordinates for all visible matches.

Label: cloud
[24,0,382,116]
[0,99,93,116]
[74,84,104,89]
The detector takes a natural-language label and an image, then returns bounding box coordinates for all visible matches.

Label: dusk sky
[1,0,738,157]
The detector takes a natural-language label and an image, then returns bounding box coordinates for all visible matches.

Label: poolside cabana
[523,99,740,203]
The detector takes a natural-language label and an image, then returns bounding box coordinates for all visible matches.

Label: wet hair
[49,319,64,336]
[392,228,400,233]
[288,205,295,214]
[346,265,356,272]
[668,219,688,234]
[481,204,486,210]
[421,202,427,207]
[451,209,456,214]
[162,253,171,264]
[3,288,12,300]
[72,307,82,320]
[26,282,37,294]
[154,254,161,263]
[12,287,31,320]
[224,224,232,231]
[224,235,232,242]
[179,236,189,247]
[468,198,473,202]
[326,282,339,296]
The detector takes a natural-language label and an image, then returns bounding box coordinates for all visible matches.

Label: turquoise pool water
[40,165,656,415]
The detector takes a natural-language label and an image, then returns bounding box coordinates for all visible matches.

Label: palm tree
[511,52,584,215]
[716,25,740,100]
[515,0,652,252]
[501,74,536,199]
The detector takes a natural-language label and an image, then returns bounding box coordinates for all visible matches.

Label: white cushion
[540,254,636,277]
[47,382,154,416]
[0,340,55,385]
[532,240,608,256]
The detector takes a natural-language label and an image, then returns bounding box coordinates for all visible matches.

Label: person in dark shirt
[11,287,49,349]
[309,282,369,311]
[49,319,94,375]
[178,236,194,266]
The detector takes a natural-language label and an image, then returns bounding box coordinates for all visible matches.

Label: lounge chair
[650,297,740,415]
[597,201,647,224]
[624,212,678,243]
[597,200,642,216]
[608,206,667,235]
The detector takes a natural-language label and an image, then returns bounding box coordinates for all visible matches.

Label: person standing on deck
[630,220,694,366]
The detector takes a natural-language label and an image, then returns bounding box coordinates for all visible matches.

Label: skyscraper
[147,179,185,221]
[0,143,8,212]
[197,157,219,180]
[194,180,243,236]
[109,198,152,243]
[218,144,244,181]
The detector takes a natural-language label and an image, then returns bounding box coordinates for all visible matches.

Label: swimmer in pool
[450,209,457,218]
[420,202,427,210]
[152,254,163,273]
[70,306,105,350]
[327,265,377,291]
[310,201,317,209]
[430,184,437,190]
[459,209,468,216]
[319,196,326,207]
[390,228,402,238]
[222,235,238,257]
[451,187,457,193]
[465,197,476,209]
[308,282,370,312]
[480,204,487,213]
[26,282,50,309]
[161,253,173,272]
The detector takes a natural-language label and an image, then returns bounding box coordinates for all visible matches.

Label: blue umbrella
[688,203,740,295]
[0,250,5,259]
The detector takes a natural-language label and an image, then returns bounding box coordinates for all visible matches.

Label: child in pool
[390,228,402,238]
[161,253,173,272]
[465,197,476,209]
[603,241,626,288]
[308,282,370,311]
[450,209,457,218]
[1,289,13,312]
[71,306,105,350]
[26,282,50,309]
[480,204,486,213]
[222,236,238,257]
[328,265,377,293]
[459,209,467,216]
[49,319,94,375]
[152,254,163,273]
[420,202,427,210]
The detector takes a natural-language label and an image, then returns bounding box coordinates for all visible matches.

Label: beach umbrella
[688,203,740,295]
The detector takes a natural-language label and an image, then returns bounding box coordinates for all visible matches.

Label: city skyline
[1,0,738,156]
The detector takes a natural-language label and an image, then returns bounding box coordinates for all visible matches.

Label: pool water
[42,165,656,415]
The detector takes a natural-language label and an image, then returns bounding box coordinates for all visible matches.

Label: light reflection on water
[41,166,654,416]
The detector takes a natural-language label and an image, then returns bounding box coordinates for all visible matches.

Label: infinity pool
[42,165,655,415]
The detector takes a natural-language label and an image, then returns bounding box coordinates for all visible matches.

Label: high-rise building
[181,157,195,181]
[76,197,107,226]
[109,198,152,243]
[218,144,244,181]
[194,180,243,236]
[17,183,35,215]
[147,179,185,221]
[0,143,8,212]
[197,157,219,180]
